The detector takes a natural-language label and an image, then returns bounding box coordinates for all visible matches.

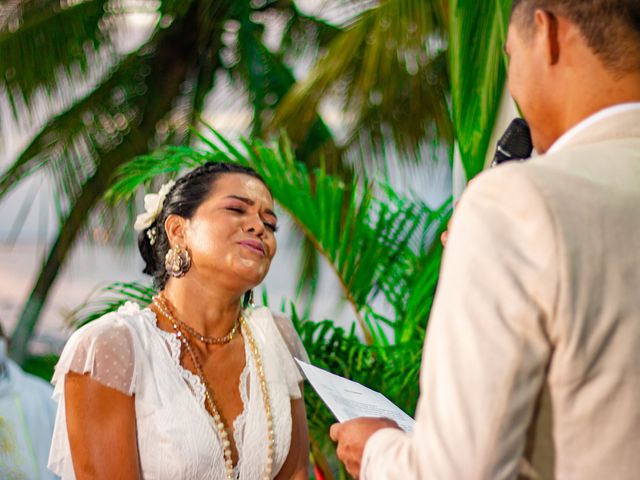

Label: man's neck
[543,70,640,153]
[563,74,640,132]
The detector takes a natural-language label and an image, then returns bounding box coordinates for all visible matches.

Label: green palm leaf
[270,0,452,165]
[67,281,156,328]
[106,123,447,345]
[448,0,512,180]
[0,49,152,202]
[0,0,196,116]
[0,0,111,113]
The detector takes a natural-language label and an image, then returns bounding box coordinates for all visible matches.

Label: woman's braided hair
[138,162,268,290]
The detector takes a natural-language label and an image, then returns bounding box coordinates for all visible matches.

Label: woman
[48,162,310,479]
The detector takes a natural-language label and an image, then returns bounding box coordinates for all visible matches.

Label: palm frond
[106,124,445,345]
[0,4,206,212]
[270,0,452,164]
[67,281,156,328]
[0,0,111,113]
[280,5,341,57]
[228,3,341,172]
[0,48,150,205]
[448,0,511,180]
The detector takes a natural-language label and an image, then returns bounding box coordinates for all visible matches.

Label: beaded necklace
[155,295,240,344]
[152,295,275,480]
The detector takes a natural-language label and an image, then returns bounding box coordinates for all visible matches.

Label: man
[0,323,59,479]
[330,1,640,478]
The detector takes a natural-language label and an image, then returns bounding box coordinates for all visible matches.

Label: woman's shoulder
[53,302,154,395]
[249,307,308,362]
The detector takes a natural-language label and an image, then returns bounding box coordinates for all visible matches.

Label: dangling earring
[243,289,255,309]
[165,245,191,278]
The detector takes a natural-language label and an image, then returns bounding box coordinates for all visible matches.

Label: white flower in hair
[134,180,176,231]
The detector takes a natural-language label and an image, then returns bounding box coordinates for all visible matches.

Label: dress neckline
[136,303,251,475]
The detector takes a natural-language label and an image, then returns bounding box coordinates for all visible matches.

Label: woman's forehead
[210,173,273,203]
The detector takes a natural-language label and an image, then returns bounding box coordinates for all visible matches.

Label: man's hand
[440,200,460,247]
[329,417,400,479]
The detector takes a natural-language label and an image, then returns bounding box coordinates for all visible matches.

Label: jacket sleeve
[362,165,558,479]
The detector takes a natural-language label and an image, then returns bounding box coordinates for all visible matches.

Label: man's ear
[534,9,560,65]
[164,214,187,247]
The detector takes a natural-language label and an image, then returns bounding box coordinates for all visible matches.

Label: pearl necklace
[152,296,275,480]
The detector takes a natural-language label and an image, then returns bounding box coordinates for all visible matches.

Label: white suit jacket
[362,107,640,479]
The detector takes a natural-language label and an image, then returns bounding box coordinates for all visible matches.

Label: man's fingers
[440,230,449,246]
[329,422,342,442]
[336,443,360,479]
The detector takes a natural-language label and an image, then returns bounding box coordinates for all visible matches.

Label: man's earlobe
[535,9,560,65]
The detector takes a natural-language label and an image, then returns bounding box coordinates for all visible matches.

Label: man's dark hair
[138,162,269,290]
[511,0,640,73]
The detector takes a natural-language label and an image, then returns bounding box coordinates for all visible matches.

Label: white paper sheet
[295,359,415,432]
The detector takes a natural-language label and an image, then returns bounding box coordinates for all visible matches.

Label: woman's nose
[243,214,265,234]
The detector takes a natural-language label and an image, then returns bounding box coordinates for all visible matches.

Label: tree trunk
[10,171,113,363]
[9,6,200,364]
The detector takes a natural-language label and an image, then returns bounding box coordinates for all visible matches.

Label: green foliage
[0,0,111,113]
[107,123,449,343]
[448,0,513,179]
[21,353,59,382]
[0,48,157,203]
[68,282,157,329]
[289,303,423,471]
[271,0,452,165]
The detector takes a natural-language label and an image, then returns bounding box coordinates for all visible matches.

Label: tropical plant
[66,124,450,477]
[270,0,515,191]
[447,0,512,178]
[271,0,452,169]
[0,0,343,363]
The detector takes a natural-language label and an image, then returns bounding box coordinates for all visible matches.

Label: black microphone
[491,118,533,167]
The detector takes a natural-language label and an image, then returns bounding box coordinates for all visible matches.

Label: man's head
[506,0,640,152]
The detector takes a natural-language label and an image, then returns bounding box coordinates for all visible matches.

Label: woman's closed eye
[226,206,278,232]
[226,206,245,214]
[265,222,278,233]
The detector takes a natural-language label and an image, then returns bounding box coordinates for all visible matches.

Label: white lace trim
[232,340,251,475]
[144,307,208,407]
[144,305,250,477]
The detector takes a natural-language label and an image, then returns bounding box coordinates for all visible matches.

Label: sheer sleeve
[255,310,307,400]
[271,312,309,363]
[51,314,137,398]
[49,308,140,478]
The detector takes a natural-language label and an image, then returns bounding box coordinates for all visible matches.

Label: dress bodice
[48,302,306,479]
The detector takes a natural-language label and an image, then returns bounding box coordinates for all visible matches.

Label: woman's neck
[161,277,243,338]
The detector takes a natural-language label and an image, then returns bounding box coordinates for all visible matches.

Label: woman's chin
[232,261,270,286]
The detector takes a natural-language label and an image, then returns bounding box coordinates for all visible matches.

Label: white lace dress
[47,302,307,479]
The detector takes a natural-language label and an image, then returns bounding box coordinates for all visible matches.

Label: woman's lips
[238,239,265,256]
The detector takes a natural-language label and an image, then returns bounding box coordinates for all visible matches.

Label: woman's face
[175,173,278,291]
